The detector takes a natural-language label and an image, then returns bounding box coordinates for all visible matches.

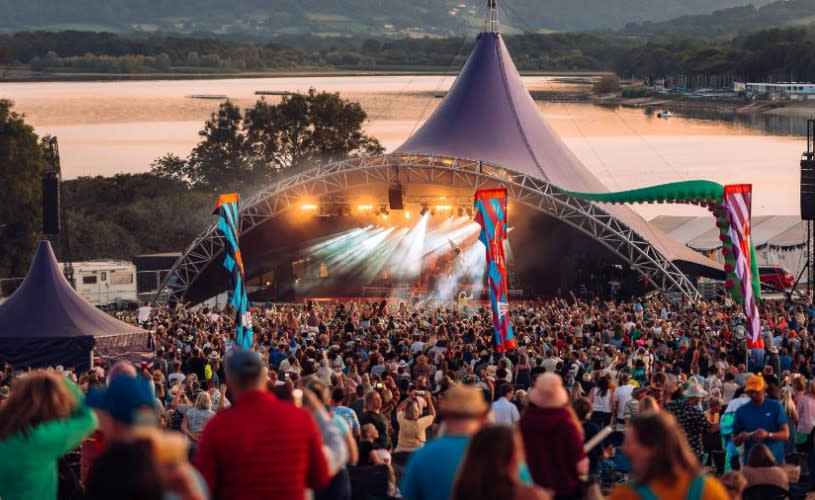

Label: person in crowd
[401,384,514,500]
[492,382,521,426]
[740,442,789,491]
[331,387,361,439]
[180,390,221,445]
[666,381,715,459]
[87,374,208,500]
[193,350,330,499]
[573,397,612,483]
[609,412,728,499]
[520,372,588,500]
[394,389,436,454]
[732,375,789,465]
[614,372,635,435]
[361,389,392,449]
[0,372,98,500]
[452,425,551,500]
[589,374,614,427]
[796,378,815,445]
[306,380,356,500]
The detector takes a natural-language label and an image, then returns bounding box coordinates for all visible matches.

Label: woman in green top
[0,371,98,500]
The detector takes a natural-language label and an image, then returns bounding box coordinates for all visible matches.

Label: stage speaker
[388,185,405,210]
[42,171,60,234]
[802,158,815,221]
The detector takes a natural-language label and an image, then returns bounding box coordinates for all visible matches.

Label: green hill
[0,0,774,36]
[623,0,815,39]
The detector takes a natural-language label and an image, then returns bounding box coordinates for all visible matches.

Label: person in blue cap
[87,375,209,500]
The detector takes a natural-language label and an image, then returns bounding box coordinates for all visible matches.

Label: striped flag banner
[213,193,253,350]
[474,188,516,352]
[723,184,761,344]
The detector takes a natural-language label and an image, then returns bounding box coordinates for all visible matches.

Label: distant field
[305,13,351,22]
[26,23,121,32]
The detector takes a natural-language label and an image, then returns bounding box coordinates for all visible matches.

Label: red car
[758,266,795,291]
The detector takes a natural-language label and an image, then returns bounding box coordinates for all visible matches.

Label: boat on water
[185,94,228,100]
[657,110,673,118]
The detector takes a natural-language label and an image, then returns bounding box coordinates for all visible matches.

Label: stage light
[357,204,373,212]
[301,204,318,211]
[378,205,389,217]
[404,210,411,219]
[436,205,452,212]
[420,204,430,216]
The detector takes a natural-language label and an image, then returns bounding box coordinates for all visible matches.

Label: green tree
[0,99,49,278]
[593,74,621,95]
[153,90,383,188]
[243,88,383,175]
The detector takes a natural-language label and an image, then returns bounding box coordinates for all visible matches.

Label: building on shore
[734,82,815,100]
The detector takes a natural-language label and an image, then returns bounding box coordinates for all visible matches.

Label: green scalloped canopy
[563,180,725,204]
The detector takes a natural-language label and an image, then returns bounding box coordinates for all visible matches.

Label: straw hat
[684,381,708,399]
[528,372,569,408]
[438,384,489,418]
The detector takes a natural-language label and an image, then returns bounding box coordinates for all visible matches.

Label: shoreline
[0,67,607,83]
[589,95,815,119]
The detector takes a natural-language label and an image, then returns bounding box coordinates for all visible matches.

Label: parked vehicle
[60,260,138,307]
[758,265,795,291]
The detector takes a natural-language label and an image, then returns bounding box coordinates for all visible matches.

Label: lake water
[1,75,806,218]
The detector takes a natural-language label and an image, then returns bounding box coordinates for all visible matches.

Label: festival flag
[723,184,761,346]
[474,188,516,352]
[213,193,253,349]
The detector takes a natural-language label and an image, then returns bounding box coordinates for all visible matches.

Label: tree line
[3,27,815,82]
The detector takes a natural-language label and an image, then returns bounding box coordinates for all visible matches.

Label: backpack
[631,475,706,500]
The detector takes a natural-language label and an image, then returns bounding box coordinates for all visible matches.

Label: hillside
[623,0,815,39]
[0,0,774,36]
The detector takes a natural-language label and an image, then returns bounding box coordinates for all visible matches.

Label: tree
[243,88,383,174]
[593,74,621,95]
[153,90,383,189]
[0,99,49,278]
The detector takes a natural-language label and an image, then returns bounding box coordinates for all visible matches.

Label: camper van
[60,260,138,307]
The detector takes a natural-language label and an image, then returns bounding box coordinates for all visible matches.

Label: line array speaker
[802,158,815,221]
[388,185,405,210]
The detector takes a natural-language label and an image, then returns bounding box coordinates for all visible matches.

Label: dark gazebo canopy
[0,241,148,371]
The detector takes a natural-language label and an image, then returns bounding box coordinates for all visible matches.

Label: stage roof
[395,32,720,274]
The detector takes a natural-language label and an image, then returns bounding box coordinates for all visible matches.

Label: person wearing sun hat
[520,372,588,498]
[733,374,789,465]
[400,383,532,500]
[665,381,714,459]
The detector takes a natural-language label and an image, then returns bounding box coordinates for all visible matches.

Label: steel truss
[156,154,701,304]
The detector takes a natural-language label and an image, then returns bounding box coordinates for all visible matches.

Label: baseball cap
[744,374,766,393]
[87,376,156,425]
[225,349,264,378]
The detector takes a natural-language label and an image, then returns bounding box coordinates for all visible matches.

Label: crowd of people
[1,292,815,500]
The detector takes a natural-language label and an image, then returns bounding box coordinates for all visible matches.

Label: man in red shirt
[194,350,330,499]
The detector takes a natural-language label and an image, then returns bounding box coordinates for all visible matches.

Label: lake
[1,75,806,218]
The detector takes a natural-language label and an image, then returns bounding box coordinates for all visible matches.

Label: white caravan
[60,260,138,307]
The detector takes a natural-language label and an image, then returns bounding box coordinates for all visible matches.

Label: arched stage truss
[156,154,702,304]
